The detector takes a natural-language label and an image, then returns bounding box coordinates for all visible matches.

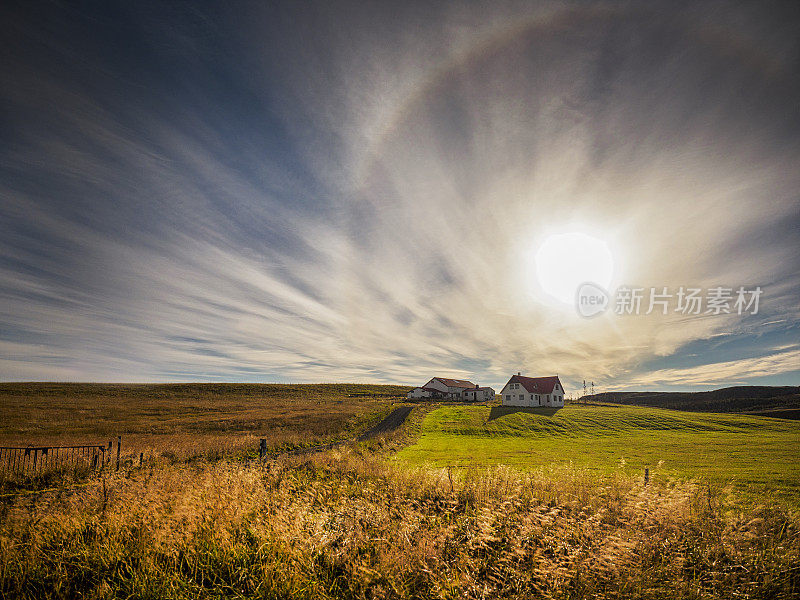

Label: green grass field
[396,403,800,503]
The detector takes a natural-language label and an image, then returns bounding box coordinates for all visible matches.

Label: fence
[0,441,115,478]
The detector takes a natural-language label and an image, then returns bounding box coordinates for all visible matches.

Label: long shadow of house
[488,406,562,421]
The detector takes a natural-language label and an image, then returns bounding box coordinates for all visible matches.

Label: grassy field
[0,383,409,461]
[396,404,800,504]
[1,391,799,598]
[1,449,798,599]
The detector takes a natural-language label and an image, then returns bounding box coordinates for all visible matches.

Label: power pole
[591,381,595,395]
[583,380,586,403]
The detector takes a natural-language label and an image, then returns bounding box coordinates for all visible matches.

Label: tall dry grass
[1,448,798,599]
[0,383,401,478]
[0,383,402,452]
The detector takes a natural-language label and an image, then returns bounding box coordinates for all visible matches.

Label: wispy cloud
[0,1,798,391]
[619,349,800,388]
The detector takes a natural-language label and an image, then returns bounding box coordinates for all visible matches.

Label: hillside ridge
[581,385,800,415]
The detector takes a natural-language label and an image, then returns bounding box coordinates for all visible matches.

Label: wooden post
[107,441,112,466]
[644,467,649,485]
[139,452,143,467]
[116,436,121,471]
[259,439,267,461]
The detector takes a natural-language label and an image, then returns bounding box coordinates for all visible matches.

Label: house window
[506,395,510,401]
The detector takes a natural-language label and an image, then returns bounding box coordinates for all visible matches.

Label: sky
[1,0,799,392]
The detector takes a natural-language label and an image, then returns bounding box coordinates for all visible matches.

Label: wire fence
[0,442,114,478]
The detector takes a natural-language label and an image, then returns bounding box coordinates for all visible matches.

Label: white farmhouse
[407,377,493,401]
[500,373,565,407]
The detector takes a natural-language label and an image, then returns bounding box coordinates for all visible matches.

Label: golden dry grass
[1,448,798,599]
[0,383,407,462]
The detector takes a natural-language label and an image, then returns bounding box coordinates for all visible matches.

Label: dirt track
[275,405,414,458]
[357,405,414,441]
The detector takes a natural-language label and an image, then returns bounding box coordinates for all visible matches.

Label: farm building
[462,384,496,402]
[407,377,495,401]
[500,373,565,407]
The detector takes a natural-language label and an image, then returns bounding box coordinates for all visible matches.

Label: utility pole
[583,380,586,403]
[591,381,595,395]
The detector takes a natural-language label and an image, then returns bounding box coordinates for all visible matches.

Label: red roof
[505,375,561,394]
[433,377,476,389]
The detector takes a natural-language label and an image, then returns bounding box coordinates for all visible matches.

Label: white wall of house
[500,382,535,407]
[551,382,564,406]
[407,387,431,399]
[423,378,450,393]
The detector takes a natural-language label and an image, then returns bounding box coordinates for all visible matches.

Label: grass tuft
[1,451,798,599]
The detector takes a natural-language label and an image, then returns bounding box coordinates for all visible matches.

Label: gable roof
[433,377,476,389]
[505,375,561,394]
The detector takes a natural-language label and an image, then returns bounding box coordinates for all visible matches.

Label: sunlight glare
[535,232,614,305]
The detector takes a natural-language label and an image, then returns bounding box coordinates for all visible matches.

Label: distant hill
[581,386,800,417]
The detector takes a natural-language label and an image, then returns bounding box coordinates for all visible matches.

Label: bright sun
[535,232,614,305]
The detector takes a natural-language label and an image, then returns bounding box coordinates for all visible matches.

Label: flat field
[396,404,800,504]
[1,392,799,598]
[0,383,409,459]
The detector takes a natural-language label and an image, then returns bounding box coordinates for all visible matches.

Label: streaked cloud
[619,348,800,388]
[0,1,798,392]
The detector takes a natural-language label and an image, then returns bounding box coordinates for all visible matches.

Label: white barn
[500,373,565,407]
[407,377,494,401]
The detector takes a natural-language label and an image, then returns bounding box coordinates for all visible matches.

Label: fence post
[116,436,121,471]
[259,439,267,461]
[644,467,649,485]
[139,452,143,467]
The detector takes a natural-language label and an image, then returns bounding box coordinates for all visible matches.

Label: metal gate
[0,443,112,477]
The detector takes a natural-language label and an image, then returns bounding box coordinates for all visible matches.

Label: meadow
[1,387,799,598]
[0,383,408,461]
[1,449,798,599]
[396,404,800,505]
